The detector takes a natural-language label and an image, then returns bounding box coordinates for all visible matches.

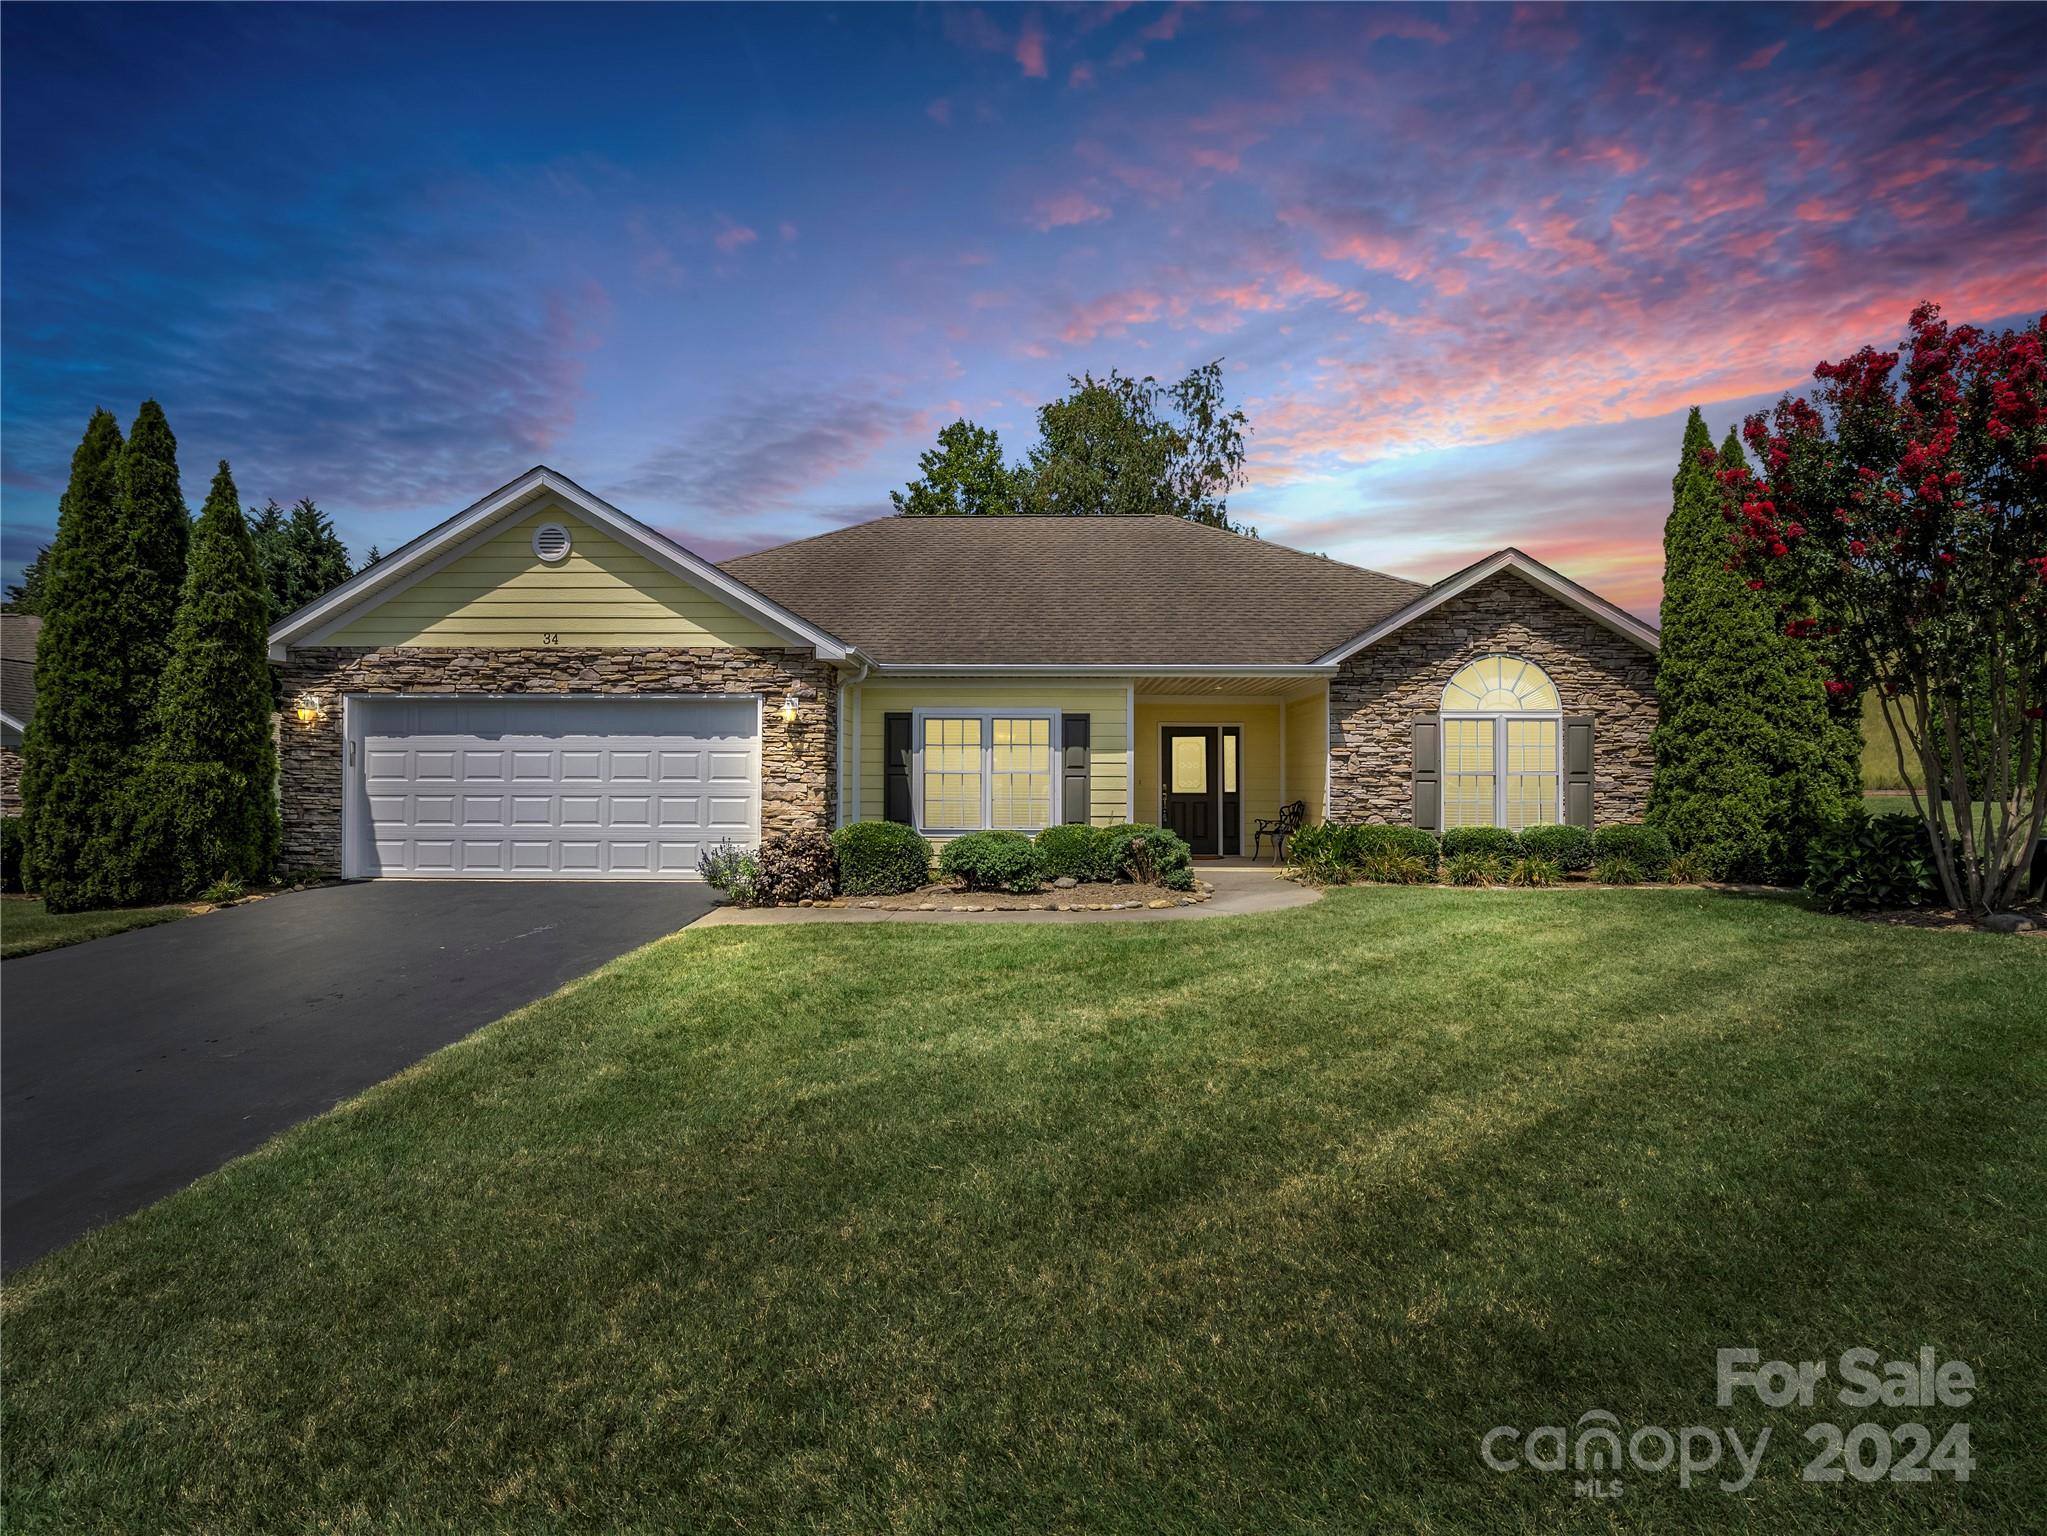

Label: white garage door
[348,695,759,879]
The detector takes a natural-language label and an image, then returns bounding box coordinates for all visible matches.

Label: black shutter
[884,712,913,826]
[1061,714,1091,824]
[1412,717,1440,831]
[1563,716,1595,828]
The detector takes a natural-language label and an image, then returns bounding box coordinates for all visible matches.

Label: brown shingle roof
[1,613,41,724]
[720,515,1424,665]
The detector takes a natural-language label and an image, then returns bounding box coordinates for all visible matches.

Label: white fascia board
[266,465,853,662]
[868,663,1338,676]
[1314,549,1660,666]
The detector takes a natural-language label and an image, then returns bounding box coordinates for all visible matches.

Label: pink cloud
[927,98,952,126]
[1015,16,1048,78]
[1032,191,1112,230]
[1055,288,1163,343]
[1740,41,1787,70]
[714,221,758,253]
[779,221,798,243]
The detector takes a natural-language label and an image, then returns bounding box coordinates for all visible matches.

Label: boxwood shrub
[939,830,1043,893]
[1034,823,1110,883]
[1516,823,1594,872]
[1592,822,1674,879]
[1097,823,1195,890]
[831,820,933,896]
[1441,825,1520,861]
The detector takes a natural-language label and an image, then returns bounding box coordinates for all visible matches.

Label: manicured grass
[5,890,2042,1533]
[0,894,191,958]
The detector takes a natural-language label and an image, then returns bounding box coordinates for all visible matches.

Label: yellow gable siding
[850,679,1129,835]
[326,509,786,649]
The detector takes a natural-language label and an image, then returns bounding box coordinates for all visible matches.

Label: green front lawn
[6,890,2042,1532]
[0,894,192,958]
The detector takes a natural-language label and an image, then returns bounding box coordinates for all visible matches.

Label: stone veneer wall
[275,645,837,874]
[0,744,21,816]
[1328,570,1657,826]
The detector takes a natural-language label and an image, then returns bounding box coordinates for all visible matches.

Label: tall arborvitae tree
[1647,415,1853,879]
[18,410,130,910]
[145,460,279,895]
[4,544,51,614]
[114,400,190,737]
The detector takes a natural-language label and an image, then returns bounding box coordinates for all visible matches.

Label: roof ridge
[721,510,1424,590]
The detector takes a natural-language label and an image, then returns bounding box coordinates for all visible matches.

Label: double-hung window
[1440,656,1563,831]
[917,710,1057,832]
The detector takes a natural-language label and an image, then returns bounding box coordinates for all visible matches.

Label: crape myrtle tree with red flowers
[1725,303,2047,915]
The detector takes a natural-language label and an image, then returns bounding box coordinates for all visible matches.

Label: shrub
[1506,856,1563,887]
[1593,822,1674,879]
[700,839,764,904]
[832,821,933,895]
[1441,826,1520,861]
[1344,823,1441,875]
[1445,852,1504,886]
[1097,823,1195,890]
[1034,823,1109,883]
[939,830,1043,893]
[754,829,837,904]
[1595,856,1647,886]
[1803,811,1936,913]
[1666,847,1718,885]
[199,873,246,904]
[1359,850,1432,884]
[1285,822,1351,883]
[1516,823,1594,872]
[1,815,21,893]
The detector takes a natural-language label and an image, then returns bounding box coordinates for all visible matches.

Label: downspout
[836,652,872,828]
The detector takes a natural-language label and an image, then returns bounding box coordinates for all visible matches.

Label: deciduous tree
[1726,302,2046,913]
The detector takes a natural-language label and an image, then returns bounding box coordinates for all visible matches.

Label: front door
[1161,726,1239,856]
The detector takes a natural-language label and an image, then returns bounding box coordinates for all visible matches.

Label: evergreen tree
[279,498,354,615]
[145,460,280,895]
[113,399,190,747]
[18,410,130,910]
[1647,414,1853,879]
[4,544,51,614]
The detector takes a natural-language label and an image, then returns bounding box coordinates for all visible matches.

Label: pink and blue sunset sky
[3,1,2042,617]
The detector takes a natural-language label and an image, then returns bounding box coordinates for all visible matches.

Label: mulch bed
[1848,903,2044,934]
[784,879,1212,913]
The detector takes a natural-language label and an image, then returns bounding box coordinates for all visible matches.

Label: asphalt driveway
[2,880,716,1273]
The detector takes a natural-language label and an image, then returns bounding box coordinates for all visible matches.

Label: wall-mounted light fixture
[294,692,326,724]
[779,691,799,725]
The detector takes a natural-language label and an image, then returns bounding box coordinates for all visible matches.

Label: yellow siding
[326,508,787,649]
[850,679,1130,836]
[1133,699,1284,838]
[1283,691,1328,824]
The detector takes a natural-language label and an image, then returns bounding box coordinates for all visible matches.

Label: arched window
[1439,656,1562,831]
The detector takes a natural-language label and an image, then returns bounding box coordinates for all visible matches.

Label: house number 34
[541,632,559,645]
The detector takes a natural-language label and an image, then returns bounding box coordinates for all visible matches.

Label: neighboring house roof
[266,466,855,663]
[1313,547,1659,662]
[720,515,1426,666]
[1,612,42,733]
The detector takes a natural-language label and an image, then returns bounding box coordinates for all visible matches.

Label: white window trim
[911,707,1062,834]
[1439,711,1564,830]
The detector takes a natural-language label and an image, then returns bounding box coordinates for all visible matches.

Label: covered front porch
[1131,676,1328,859]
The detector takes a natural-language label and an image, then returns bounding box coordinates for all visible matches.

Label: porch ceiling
[1131,674,1325,701]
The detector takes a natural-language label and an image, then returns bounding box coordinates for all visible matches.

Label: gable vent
[532,522,572,563]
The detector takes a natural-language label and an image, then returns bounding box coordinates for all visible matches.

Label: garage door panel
[353,696,758,879]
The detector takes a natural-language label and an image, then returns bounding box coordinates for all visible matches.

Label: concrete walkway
[695,865,1322,927]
